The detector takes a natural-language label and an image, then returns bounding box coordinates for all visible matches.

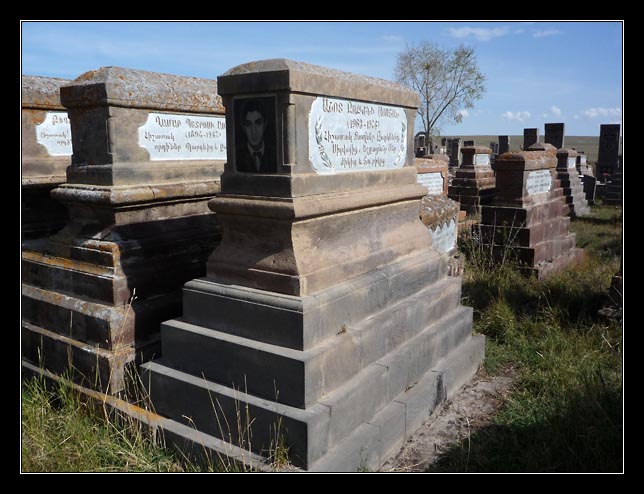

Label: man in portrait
[235,97,277,173]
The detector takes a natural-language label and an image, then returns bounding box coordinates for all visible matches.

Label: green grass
[21,375,187,472]
[428,204,622,472]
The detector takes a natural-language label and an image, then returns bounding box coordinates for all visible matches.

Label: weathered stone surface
[141,59,483,471]
[22,75,71,239]
[21,67,226,393]
[447,146,495,215]
[479,145,583,279]
[556,148,590,217]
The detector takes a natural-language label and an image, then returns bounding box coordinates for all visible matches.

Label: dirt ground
[381,366,516,472]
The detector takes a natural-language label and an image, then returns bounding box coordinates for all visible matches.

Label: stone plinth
[479,143,583,278]
[416,158,459,254]
[141,59,484,471]
[22,76,71,239]
[553,147,590,217]
[21,67,226,393]
[447,146,495,216]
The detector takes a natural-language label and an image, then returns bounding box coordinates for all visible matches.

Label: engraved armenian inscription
[308,97,407,174]
[36,112,72,156]
[417,172,444,195]
[138,113,226,161]
[526,170,552,195]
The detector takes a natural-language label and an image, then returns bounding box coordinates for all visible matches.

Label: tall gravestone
[22,76,71,239]
[523,128,538,150]
[498,135,510,154]
[22,67,227,393]
[447,146,495,216]
[479,143,584,279]
[596,124,621,180]
[554,147,590,216]
[141,59,484,471]
[448,138,461,167]
[544,123,565,149]
[416,157,459,255]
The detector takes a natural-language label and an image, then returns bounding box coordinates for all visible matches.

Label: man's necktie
[252,152,262,172]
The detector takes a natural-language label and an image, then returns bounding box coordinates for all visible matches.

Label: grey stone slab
[395,369,445,440]
[141,360,330,468]
[319,365,389,448]
[182,249,445,351]
[439,335,486,398]
[309,422,382,472]
[523,128,538,150]
[368,399,407,466]
[380,306,473,403]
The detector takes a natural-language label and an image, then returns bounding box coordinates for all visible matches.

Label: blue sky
[21,21,623,136]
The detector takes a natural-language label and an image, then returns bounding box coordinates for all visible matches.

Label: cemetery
[21,26,622,473]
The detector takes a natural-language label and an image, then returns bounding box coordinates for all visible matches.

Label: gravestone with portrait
[478,143,584,279]
[141,59,484,472]
[555,148,590,217]
[21,67,226,393]
[22,75,71,239]
[447,146,495,215]
[596,124,621,180]
[544,123,565,149]
[498,135,510,154]
[416,157,459,255]
[523,128,538,151]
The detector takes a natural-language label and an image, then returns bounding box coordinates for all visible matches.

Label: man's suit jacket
[236,142,277,173]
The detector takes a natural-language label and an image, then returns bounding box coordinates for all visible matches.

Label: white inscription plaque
[474,153,490,166]
[429,219,457,253]
[36,112,72,156]
[138,113,226,161]
[308,97,407,174]
[417,172,444,195]
[526,170,552,195]
[567,157,577,168]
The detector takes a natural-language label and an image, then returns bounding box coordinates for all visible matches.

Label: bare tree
[395,42,486,139]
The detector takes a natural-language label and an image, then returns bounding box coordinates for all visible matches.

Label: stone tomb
[576,153,593,176]
[596,124,621,180]
[416,158,459,254]
[22,76,71,239]
[544,123,565,149]
[553,146,590,217]
[447,146,495,216]
[22,67,227,393]
[523,128,538,151]
[141,59,484,471]
[479,143,584,279]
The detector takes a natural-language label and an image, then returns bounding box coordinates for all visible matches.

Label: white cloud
[458,109,470,118]
[533,29,561,38]
[583,107,622,119]
[514,28,526,34]
[573,115,580,120]
[550,105,562,117]
[502,111,531,123]
[542,113,548,118]
[380,35,403,43]
[447,26,510,41]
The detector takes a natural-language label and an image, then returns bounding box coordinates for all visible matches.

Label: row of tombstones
[20,62,612,471]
